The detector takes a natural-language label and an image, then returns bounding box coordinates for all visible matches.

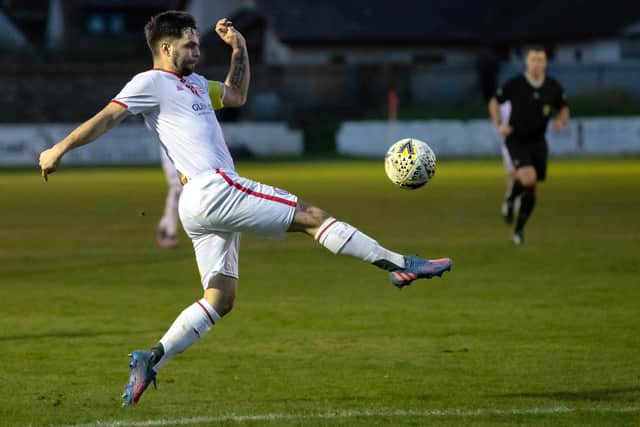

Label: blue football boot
[390,255,452,288]
[122,350,157,406]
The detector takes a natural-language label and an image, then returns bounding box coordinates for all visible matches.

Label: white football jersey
[113,68,232,179]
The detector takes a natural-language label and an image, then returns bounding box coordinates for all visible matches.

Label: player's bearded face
[172,29,200,76]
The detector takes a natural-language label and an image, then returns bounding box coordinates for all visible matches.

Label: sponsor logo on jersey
[192,102,214,114]
[543,104,550,116]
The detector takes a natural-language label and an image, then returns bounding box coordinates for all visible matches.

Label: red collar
[152,68,184,79]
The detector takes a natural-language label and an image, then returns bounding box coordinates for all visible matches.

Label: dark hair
[144,11,197,55]
[524,44,546,56]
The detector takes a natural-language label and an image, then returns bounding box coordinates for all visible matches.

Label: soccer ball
[384,138,436,189]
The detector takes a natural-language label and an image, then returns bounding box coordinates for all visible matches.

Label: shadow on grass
[495,387,640,402]
[0,329,159,341]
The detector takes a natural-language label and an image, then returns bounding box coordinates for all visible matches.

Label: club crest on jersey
[186,83,202,98]
[177,78,203,99]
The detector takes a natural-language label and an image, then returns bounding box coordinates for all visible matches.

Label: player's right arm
[39,102,128,181]
[489,80,513,137]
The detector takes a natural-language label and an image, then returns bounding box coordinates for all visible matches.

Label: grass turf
[0,159,639,426]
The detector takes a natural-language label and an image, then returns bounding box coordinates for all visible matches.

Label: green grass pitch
[0,159,639,426]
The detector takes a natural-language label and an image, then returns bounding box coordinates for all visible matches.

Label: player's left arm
[214,18,250,108]
[553,83,570,130]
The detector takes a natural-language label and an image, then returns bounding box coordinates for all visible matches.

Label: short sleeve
[207,80,225,110]
[495,79,513,103]
[112,72,159,115]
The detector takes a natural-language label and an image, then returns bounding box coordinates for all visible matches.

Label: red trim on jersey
[110,99,128,109]
[152,67,183,78]
[315,219,338,242]
[196,300,216,325]
[215,169,297,208]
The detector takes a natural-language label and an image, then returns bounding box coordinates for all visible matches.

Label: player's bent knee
[204,290,235,317]
[204,274,237,317]
[289,200,330,232]
[517,168,536,187]
[214,295,234,316]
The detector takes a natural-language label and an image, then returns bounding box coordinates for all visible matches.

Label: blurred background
[1,0,640,163]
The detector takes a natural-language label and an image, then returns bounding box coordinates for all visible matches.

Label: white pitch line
[51,406,640,427]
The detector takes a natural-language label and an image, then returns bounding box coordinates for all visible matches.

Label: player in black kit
[488,45,570,244]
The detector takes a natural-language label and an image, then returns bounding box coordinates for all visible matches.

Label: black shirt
[496,75,567,143]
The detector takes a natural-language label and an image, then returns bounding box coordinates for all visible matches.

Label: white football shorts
[179,168,298,288]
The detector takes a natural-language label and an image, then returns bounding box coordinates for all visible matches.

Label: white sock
[153,298,220,371]
[314,217,405,270]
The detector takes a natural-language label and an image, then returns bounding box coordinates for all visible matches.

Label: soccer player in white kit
[498,101,516,222]
[39,11,453,406]
[157,149,182,248]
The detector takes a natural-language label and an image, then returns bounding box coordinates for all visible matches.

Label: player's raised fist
[215,18,245,50]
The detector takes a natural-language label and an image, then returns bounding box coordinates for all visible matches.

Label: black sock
[515,186,536,232]
[150,342,165,362]
[373,259,403,271]
[508,180,525,204]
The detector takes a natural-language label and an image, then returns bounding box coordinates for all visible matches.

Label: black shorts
[505,138,548,181]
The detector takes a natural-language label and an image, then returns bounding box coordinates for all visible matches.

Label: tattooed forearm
[225,45,250,105]
[230,47,247,89]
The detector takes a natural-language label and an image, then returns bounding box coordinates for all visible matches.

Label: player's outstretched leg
[289,201,452,288]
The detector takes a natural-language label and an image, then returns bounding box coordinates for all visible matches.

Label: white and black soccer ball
[384,138,436,189]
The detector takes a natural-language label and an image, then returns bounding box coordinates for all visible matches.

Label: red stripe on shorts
[215,168,297,208]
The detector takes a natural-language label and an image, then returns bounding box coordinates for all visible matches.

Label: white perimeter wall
[1,118,639,166]
[0,122,303,166]
[337,118,640,158]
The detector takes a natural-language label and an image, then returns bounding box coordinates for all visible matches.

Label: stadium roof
[254,0,640,46]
